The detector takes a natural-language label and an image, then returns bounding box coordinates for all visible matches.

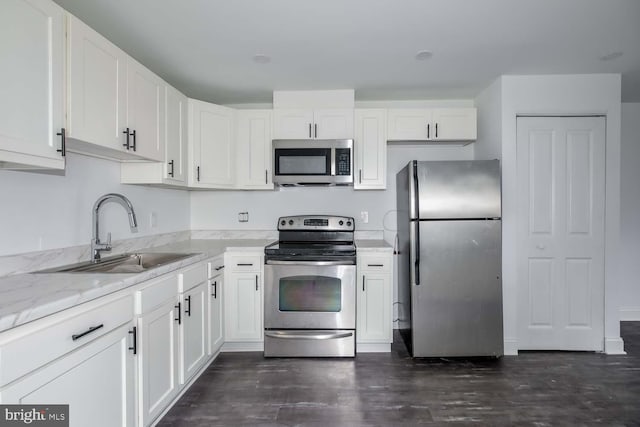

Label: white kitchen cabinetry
[207,256,225,355]
[356,251,393,352]
[223,253,264,350]
[120,84,188,187]
[0,294,136,427]
[0,0,65,171]
[189,99,235,188]
[354,109,387,190]
[178,263,209,384]
[67,13,166,161]
[134,275,180,427]
[273,109,353,140]
[235,110,274,189]
[387,108,476,142]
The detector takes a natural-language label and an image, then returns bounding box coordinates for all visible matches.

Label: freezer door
[411,219,503,357]
[415,160,501,219]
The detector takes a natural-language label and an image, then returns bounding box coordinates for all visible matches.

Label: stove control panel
[277,215,354,231]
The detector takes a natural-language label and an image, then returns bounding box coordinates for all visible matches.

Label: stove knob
[346,221,352,227]
[280,220,286,226]
[288,220,294,226]
[339,220,344,226]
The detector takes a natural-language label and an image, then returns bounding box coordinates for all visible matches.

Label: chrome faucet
[91,193,138,262]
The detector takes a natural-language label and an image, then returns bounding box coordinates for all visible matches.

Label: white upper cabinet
[235,110,273,189]
[188,99,235,188]
[273,109,353,140]
[387,107,476,142]
[354,109,387,190]
[67,13,166,161]
[0,0,65,171]
[125,58,165,161]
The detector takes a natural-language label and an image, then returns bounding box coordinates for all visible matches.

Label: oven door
[264,260,356,330]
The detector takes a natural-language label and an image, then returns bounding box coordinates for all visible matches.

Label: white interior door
[516,116,605,351]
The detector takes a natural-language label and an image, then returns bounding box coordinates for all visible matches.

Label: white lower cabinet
[208,257,225,355]
[224,253,264,348]
[179,281,208,384]
[356,251,393,352]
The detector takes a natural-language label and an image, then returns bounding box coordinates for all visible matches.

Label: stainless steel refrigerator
[396,160,503,357]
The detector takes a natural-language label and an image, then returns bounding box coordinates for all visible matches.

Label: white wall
[496,74,623,354]
[474,79,503,160]
[620,103,640,320]
[190,144,474,242]
[0,153,190,256]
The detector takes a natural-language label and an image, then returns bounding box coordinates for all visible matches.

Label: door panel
[517,116,605,351]
[412,220,503,357]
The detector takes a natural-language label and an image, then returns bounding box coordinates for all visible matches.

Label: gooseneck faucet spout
[91,193,138,262]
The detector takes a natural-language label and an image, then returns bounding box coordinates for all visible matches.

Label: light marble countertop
[355,239,394,251]
[0,239,274,334]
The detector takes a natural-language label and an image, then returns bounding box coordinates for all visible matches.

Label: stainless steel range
[264,215,356,357]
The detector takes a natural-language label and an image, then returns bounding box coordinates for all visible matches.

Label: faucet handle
[106,232,112,247]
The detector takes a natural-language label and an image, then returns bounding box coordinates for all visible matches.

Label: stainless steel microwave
[272,139,353,186]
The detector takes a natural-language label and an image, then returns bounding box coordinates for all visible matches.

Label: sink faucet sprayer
[91,193,138,262]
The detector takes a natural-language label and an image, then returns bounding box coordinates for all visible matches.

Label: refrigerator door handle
[410,221,420,286]
[411,160,421,285]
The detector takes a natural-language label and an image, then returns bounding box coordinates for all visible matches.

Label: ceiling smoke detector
[252,54,271,64]
[415,50,434,61]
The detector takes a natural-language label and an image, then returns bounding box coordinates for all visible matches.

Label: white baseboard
[221,341,264,352]
[503,338,518,356]
[357,343,391,353]
[620,307,640,321]
[605,337,627,355]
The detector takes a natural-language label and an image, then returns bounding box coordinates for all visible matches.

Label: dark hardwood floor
[159,323,640,426]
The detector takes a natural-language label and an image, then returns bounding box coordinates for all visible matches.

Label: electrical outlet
[360,211,369,224]
[150,212,158,228]
[238,212,249,223]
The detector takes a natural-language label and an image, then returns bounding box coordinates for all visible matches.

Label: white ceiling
[52,0,640,104]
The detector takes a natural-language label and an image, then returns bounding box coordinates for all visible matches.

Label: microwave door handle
[330,147,336,176]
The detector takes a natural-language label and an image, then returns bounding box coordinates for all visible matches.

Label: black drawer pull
[237,263,253,266]
[72,324,104,341]
[211,281,217,298]
[129,326,137,355]
[123,128,130,149]
[255,274,259,291]
[367,264,384,267]
[185,296,191,317]
[56,128,66,157]
[214,265,225,271]
[175,302,181,324]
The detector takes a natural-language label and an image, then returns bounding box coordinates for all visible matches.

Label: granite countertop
[0,239,274,334]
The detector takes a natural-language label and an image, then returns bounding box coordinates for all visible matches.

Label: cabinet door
[208,275,224,355]
[273,109,314,140]
[431,108,477,141]
[314,109,354,139]
[357,273,392,343]
[0,324,135,427]
[354,109,386,190]
[126,58,165,161]
[165,85,187,184]
[387,109,431,141]
[0,0,65,170]
[189,99,235,187]
[236,110,273,189]
[137,299,179,427]
[67,14,127,153]
[224,272,263,341]
[180,282,208,384]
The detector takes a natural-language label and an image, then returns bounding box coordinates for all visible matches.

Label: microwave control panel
[335,148,351,176]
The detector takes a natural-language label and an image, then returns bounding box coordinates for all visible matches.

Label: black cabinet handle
[214,265,225,271]
[427,124,430,139]
[175,302,181,324]
[196,166,200,182]
[185,296,191,317]
[362,275,365,291]
[123,128,130,149]
[367,264,384,267]
[308,123,312,138]
[72,324,104,341]
[435,123,438,138]
[359,169,362,184]
[265,169,268,184]
[168,160,174,177]
[255,275,259,291]
[129,326,137,355]
[314,123,317,138]
[131,129,137,151]
[211,281,217,298]
[237,263,253,266]
[56,128,66,157]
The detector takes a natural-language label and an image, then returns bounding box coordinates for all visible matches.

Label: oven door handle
[265,331,353,340]
[265,260,355,266]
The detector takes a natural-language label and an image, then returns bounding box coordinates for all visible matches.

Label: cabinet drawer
[207,256,225,279]
[225,254,262,272]
[0,295,133,387]
[135,274,178,315]
[358,256,391,272]
[178,262,207,293]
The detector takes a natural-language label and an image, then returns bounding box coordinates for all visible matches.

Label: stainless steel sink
[35,252,198,274]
